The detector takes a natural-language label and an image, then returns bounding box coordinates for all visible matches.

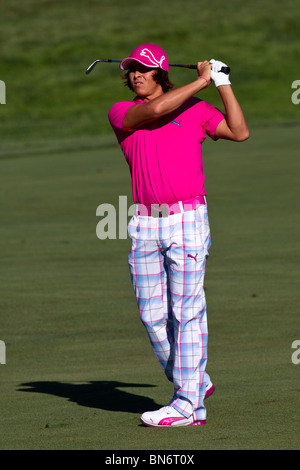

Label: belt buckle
[151,203,169,218]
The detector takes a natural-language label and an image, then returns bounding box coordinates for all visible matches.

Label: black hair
[122,68,174,93]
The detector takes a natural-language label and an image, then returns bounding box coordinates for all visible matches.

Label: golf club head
[85,60,100,74]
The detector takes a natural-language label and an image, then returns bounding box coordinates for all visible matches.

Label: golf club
[85,59,230,75]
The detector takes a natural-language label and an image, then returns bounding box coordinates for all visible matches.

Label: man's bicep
[213,118,235,140]
[123,102,156,129]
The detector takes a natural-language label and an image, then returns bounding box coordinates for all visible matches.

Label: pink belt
[135,195,206,217]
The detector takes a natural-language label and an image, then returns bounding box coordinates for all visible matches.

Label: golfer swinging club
[108,43,249,427]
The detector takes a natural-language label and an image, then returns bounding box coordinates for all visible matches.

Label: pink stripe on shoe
[205,383,215,399]
[159,416,187,426]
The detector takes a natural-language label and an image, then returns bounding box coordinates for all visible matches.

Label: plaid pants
[128,203,211,421]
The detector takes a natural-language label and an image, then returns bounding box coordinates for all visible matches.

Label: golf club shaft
[85,59,230,75]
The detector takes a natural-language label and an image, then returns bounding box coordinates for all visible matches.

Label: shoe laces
[162,406,174,415]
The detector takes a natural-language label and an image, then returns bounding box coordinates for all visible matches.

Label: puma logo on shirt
[171,119,182,128]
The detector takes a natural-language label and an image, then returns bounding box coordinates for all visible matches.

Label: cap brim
[119,57,160,71]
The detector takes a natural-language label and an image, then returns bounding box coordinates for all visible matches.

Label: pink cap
[119,43,169,72]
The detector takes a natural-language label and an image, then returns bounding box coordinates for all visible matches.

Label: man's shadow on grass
[17,380,162,414]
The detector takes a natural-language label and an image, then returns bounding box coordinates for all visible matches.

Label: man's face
[128,62,163,100]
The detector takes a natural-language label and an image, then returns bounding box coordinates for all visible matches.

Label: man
[108,43,249,427]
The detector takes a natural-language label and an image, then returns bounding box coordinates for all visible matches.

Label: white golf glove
[210,59,231,87]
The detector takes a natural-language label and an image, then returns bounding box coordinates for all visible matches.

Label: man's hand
[210,59,231,87]
[197,61,212,85]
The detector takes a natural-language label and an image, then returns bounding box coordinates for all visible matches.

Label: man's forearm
[124,77,209,129]
[216,85,249,141]
[151,77,208,116]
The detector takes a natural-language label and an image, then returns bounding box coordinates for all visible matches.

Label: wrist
[197,75,210,88]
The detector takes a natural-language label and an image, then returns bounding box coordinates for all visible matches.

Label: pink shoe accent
[205,384,215,399]
[189,420,206,426]
[159,416,187,426]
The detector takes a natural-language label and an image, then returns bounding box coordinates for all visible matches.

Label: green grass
[0,0,299,451]
[0,125,299,450]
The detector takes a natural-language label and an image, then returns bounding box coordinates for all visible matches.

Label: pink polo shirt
[108,96,224,206]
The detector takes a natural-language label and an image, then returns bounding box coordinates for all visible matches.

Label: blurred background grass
[0,0,299,146]
[0,0,299,450]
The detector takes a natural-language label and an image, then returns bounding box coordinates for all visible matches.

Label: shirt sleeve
[108,101,137,143]
[200,101,225,140]
[108,101,136,130]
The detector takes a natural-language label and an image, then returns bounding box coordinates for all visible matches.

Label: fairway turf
[0,0,299,451]
[0,125,299,450]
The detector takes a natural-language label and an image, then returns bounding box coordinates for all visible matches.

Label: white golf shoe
[140,406,206,427]
[140,382,215,427]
